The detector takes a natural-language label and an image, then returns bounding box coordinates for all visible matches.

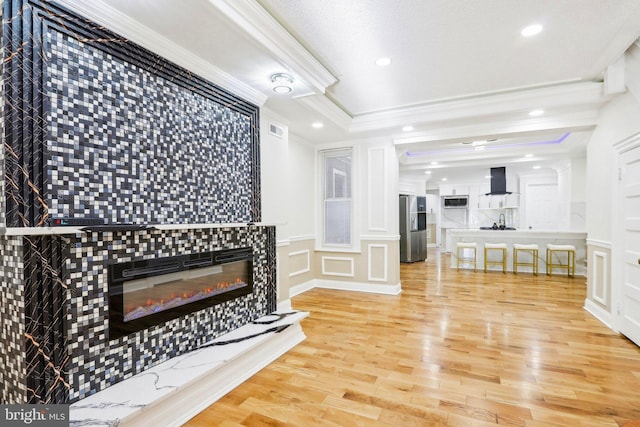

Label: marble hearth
[69,311,308,427]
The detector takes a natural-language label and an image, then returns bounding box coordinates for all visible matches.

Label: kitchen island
[449,229,587,276]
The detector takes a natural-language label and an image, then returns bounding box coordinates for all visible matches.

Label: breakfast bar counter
[448,229,587,275]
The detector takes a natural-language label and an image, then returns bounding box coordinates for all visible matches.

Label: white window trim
[316,146,359,252]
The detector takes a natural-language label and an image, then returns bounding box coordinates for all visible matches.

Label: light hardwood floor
[186,249,640,426]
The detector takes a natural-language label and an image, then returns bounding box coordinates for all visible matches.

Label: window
[321,148,352,246]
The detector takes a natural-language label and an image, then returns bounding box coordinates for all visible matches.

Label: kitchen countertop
[448,229,587,275]
[450,229,586,237]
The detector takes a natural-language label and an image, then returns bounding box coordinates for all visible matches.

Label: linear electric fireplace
[108,248,254,340]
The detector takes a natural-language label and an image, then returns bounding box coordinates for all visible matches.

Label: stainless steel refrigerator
[399,195,428,262]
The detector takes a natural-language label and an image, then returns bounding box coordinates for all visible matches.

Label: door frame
[612,131,640,333]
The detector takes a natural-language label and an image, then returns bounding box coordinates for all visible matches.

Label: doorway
[614,132,640,347]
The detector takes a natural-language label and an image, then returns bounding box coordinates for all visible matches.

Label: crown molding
[208,0,337,94]
[294,94,353,129]
[350,81,608,134]
[394,109,599,147]
[56,0,267,106]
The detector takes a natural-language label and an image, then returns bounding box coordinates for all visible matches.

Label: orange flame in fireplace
[126,278,246,315]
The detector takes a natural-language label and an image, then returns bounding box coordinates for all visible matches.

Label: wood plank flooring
[186,249,640,426]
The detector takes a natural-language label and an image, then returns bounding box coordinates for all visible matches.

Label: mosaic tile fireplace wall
[0,0,275,405]
[65,226,276,403]
[3,0,260,228]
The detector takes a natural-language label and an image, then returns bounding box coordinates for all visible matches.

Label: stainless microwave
[443,195,469,208]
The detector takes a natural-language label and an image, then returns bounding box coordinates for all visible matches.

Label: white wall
[260,112,289,231]
[285,134,316,239]
[586,92,640,241]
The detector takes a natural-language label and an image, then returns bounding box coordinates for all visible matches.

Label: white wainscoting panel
[591,250,609,306]
[367,147,388,232]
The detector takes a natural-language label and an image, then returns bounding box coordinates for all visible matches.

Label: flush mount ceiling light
[521,23,543,37]
[271,73,293,94]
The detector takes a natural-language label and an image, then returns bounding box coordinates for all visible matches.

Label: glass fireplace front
[108,248,253,340]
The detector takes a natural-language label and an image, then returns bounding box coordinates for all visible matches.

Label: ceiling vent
[269,123,284,139]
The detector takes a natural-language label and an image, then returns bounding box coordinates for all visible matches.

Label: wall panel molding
[591,250,609,306]
[367,147,388,231]
[288,249,311,277]
[586,239,612,249]
[321,256,354,277]
[367,244,388,282]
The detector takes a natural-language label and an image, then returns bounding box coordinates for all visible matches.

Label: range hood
[486,167,512,195]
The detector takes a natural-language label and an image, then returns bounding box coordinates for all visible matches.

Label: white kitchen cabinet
[439,183,469,196]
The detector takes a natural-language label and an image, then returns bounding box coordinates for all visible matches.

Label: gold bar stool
[484,243,507,273]
[513,243,539,275]
[546,244,576,277]
[456,242,477,272]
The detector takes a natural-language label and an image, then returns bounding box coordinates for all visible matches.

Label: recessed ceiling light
[375,57,391,66]
[424,170,432,175]
[441,177,447,182]
[430,161,438,165]
[521,24,543,37]
[311,122,324,129]
[529,109,544,116]
[533,165,541,169]
[484,175,491,179]
[402,125,414,132]
[525,153,534,158]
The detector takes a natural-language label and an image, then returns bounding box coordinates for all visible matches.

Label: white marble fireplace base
[69,311,308,427]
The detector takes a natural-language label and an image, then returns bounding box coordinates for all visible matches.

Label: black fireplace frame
[107,247,254,340]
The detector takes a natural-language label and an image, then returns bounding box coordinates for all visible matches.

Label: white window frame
[319,147,355,250]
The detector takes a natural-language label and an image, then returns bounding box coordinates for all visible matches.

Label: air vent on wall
[269,123,284,139]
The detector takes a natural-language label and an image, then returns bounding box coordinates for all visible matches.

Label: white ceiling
[65,0,640,184]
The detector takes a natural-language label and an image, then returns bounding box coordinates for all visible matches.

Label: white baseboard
[584,299,616,332]
[289,280,316,297]
[277,299,292,311]
[290,279,402,298]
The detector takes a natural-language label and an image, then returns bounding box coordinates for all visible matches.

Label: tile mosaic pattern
[0,1,5,228]
[22,235,69,403]
[1,0,273,406]
[45,30,253,225]
[0,236,27,403]
[65,226,276,402]
[3,0,261,227]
